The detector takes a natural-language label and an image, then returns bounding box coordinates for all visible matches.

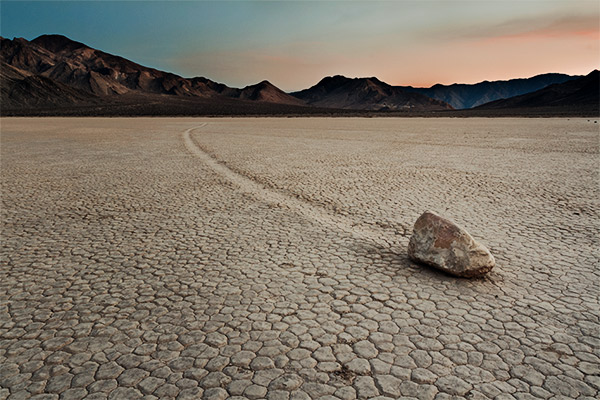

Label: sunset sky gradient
[1,0,598,91]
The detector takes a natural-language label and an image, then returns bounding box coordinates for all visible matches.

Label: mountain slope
[475,70,599,110]
[1,34,305,107]
[2,34,225,97]
[1,62,99,108]
[400,73,580,109]
[292,75,452,111]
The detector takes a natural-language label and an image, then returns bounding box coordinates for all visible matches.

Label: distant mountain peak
[32,34,88,53]
[236,79,305,105]
[254,80,276,88]
[318,75,352,85]
[292,75,452,111]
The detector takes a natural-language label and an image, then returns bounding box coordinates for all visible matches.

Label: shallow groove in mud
[183,124,402,248]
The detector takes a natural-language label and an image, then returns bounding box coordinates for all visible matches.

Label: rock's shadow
[350,239,507,296]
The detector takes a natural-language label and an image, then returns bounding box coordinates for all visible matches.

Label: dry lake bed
[1,117,598,400]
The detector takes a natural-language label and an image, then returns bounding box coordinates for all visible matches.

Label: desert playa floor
[1,118,598,400]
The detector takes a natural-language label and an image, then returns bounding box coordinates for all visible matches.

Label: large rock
[408,211,495,278]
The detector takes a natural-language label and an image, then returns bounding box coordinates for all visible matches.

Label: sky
[1,0,598,91]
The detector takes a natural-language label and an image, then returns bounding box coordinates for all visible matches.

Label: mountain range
[1,34,598,116]
[398,74,581,109]
[1,35,305,105]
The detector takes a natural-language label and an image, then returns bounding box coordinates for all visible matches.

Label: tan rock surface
[408,211,495,277]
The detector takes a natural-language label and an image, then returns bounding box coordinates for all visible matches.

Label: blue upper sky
[2,1,598,91]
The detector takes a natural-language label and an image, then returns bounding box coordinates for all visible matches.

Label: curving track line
[183,124,404,249]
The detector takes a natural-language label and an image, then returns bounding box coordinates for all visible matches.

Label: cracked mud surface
[1,117,599,399]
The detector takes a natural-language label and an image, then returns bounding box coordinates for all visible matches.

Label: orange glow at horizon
[381,23,599,89]
[176,18,599,91]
